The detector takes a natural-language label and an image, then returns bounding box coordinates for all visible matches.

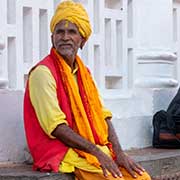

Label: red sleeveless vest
[24,51,73,172]
[24,49,103,172]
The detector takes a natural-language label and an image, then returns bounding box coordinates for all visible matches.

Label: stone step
[127,147,180,179]
[152,171,180,180]
[0,164,74,180]
[0,147,180,180]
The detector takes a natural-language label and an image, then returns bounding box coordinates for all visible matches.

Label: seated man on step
[24,1,151,180]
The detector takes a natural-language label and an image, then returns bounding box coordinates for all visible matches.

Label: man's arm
[106,118,145,178]
[52,123,122,178]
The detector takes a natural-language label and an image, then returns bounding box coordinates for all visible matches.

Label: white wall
[0,89,25,162]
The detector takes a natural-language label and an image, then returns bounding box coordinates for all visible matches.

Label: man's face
[52,20,85,59]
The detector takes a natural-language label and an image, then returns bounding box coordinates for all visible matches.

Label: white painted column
[133,0,178,88]
[0,36,5,52]
[0,34,8,88]
[0,0,8,89]
[173,1,180,83]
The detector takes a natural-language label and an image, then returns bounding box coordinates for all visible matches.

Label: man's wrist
[85,143,101,156]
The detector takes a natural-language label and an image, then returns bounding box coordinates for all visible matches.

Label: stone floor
[127,147,180,179]
[0,164,74,180]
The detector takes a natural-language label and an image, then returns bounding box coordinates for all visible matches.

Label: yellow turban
[50,0,92,40]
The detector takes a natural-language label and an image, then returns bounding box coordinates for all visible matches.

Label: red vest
[24,53,73,172]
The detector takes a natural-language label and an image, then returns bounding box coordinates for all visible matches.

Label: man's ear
[80,38,86,49]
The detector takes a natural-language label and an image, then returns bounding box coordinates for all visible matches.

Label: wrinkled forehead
[54,20,79,31]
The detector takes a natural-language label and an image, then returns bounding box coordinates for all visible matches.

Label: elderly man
[24,1,151,180]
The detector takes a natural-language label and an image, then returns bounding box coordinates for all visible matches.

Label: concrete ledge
[153,172,180,180]
[0,164,74,180]
[127,147,180,178]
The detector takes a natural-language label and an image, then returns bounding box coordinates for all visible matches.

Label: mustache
[57,42,73,47]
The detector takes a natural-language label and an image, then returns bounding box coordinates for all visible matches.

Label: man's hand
[106,118,145,178]
[52,124,122,178]
[95,150,122,178]
[115,151,145,178]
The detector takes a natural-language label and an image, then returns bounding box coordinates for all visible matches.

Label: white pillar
[0,0,8,89]
[0,35,5,52]
[133,0,178,88]
[0,34,8,89]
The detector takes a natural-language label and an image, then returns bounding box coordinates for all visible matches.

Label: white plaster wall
[104,88,152,150]
[133,0,177,88]
[104,88,178,150]
[135,0,173,49]
[113,116,153,150]
[0,90,26,162]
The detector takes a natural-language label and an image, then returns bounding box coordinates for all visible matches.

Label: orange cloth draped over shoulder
[53,49,110,167]
[50,0,111,166]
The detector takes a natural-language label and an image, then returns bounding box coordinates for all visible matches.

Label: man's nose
[62,31,70,40]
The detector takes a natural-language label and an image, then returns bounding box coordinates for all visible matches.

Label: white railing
[0,0,53,90]
[1,0,178,94]
[75,0,133,97]
[0,0,131,95]
[173,0,180,82]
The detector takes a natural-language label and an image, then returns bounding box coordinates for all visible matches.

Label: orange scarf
[53,49,109,167]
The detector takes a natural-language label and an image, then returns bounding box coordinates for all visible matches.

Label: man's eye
[69,30,77,34]
[56,30,64,34]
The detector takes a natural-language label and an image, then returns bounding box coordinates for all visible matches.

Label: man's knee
[137,172,151,180]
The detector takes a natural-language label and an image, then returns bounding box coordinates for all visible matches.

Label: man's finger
[102,163,122,178]
[125,164,137,178]
[128,158,145,172]
[108,163,122,178]
[109,167,120,178]
[101,166,108,177]
[113,165,122,178]
[131,162,145,175]
[134,162,145,172]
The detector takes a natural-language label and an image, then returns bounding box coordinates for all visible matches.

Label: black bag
[152,89,180,148]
